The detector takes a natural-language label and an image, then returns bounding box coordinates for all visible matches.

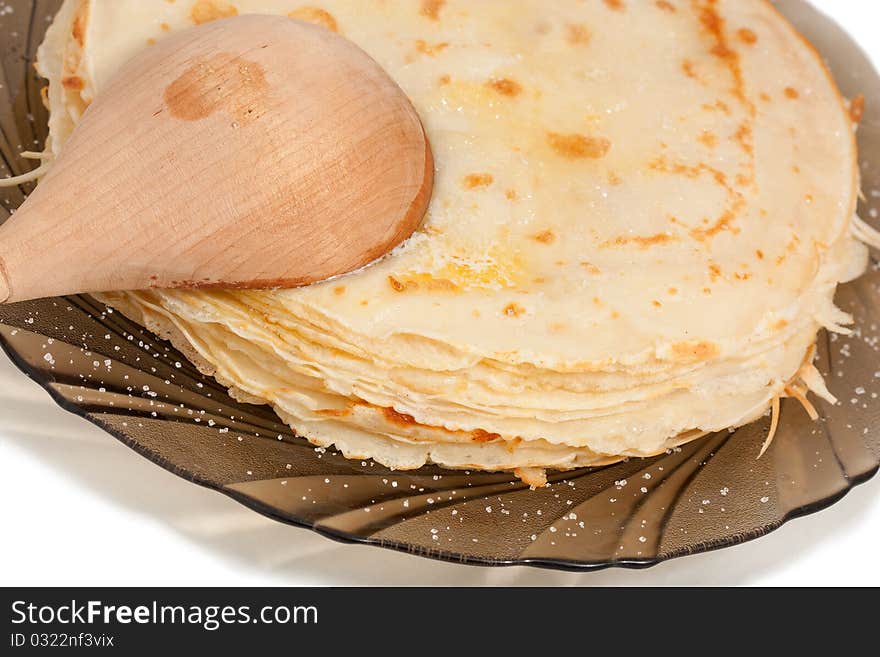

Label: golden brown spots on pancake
[505,189,518,200]
[147,37,157,45]
[672,340,720,360]
[382,407,417,426]
[650,156,728,186]
[701,99,731,115]
[784,86,799,99]
[486,78,522,97]
[700,7,729,56]
[428,251,524,291]
[608,171,622,186]
[652,300,663,308]
[773,319,789,331]
[682,59,699,80]
[532,230,556,244]
[72,9,88,47]
[288,7,339,32]
[316,408,351,418]
[62,76,84,91]
[503,303,526,318]
[611,311,621,319]
[438,74,451,86]
[756,249,764,260]
[415,40,449,57]
[737,28,757,45]
[462,173,494,189]
[387,274,460,293]
[603,232,676,249]
[506,437,524,453]
[471,429,502,443]
[565,24,591,46]
[696,0,753,115]
[698,130,717,148]
[580,262,601,275]
[703,287,712,294]
[603,0,625,10]
[387,275,407,293]
[792,165,800,174]
[333,285,346,295]
[733,121,753,156]
[709,263,722,281]
[668,287,678,295]
[656,0,676,12]
[190,0,238,25]
[163,53,268,124]
[547,132,611,159]
[420,0,445,20]
[650,154,745,243]
[160,22,171,31]
[690,207,742,242]
[849,94,865,124]
[760,92,771,103]
[593,297,603,306]
[360,299,369,306]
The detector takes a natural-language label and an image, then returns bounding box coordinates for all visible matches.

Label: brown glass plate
[1,0,878,571]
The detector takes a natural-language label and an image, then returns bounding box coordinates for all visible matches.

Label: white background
[2,0,879,587]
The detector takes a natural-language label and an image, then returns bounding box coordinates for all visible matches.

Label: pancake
[13,0,872,486]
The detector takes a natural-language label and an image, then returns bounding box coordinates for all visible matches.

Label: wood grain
[0,14,432,303]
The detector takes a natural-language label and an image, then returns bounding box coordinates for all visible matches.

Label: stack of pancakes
[29,0,869,485]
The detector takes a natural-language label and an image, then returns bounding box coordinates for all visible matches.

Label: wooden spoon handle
[0,255,9,304]
[0,199,124,303]
[0,220,28,304]
[0,210,66,303]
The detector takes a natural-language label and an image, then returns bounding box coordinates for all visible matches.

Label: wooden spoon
[0,14,432,304]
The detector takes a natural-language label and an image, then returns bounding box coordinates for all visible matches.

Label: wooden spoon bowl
[0,14,432,303]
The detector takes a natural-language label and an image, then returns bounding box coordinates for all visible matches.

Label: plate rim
[2,318,877,573]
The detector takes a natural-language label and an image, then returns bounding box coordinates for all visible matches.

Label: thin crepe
[23,0,869,485]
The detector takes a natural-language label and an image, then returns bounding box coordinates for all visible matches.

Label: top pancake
[49,0,861,370]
